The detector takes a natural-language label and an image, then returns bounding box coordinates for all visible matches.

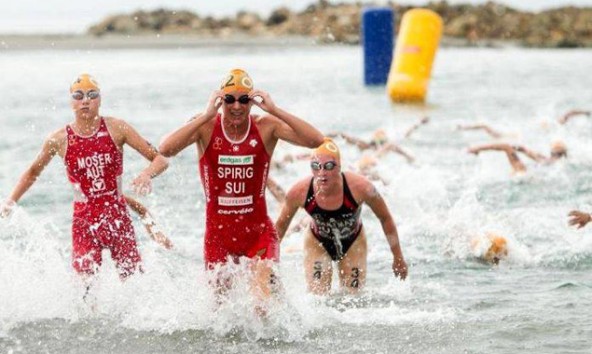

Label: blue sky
[1,0,591,34]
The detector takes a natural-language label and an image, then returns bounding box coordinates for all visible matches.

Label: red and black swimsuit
[304,174,363,261]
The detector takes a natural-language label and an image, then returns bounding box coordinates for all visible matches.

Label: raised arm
[404,116,429,139]
[468,143,527,173]
[1,133,59,217]
[379,143,415,163]
[338,133,372,150]
[458,124,503,139]
[250,89,323,148]
[558,110,591,125]
[159,90,223,157]
[361,178,407,280]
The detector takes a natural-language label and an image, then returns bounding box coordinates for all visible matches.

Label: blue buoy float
[361,7,395,86]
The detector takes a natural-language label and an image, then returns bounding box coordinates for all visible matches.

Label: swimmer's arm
[515,145,546,162]
[380,143,415,163]
[364,184,407,280]
[275,181,307,241]
[339,133,372,150]
[458,124,503,138]
[266,177,287,203]
[558,110,590,124]
[124,194,173,249]
[403,116,429,139]
[6,135,58,204]
[159,91,223,157]
[249,89,323,148]
[117,120,169,179]
[467,143,512,154]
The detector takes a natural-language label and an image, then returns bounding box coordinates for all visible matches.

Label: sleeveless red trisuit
[199,114,279,268]
[64,117,141,278]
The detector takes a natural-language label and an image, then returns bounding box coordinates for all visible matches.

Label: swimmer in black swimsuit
[275,138,407,295]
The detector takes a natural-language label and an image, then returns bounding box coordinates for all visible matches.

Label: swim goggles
[310,161,338,171]
[71,90,100,101]
[223,94,250,104]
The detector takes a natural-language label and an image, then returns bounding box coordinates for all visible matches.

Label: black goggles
[71,90,100,101]
[223,94,250,104]
[310,161,338,171]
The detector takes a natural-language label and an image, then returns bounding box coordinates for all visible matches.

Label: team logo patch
[249,139,257,147]
[213,137,223,150]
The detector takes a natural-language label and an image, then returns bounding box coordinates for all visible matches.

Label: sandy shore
[0,34,324,51]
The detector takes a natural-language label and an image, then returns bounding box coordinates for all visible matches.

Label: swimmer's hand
[142,216,173,249]
[467,147,480,155]
[249,89,277,113]
[0,199,16,218]
[568,210,591,229]
[204,90,224,119]
[393,257,408,280]
[132,172,152,196]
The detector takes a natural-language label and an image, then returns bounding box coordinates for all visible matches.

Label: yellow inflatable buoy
[387,9,443,103]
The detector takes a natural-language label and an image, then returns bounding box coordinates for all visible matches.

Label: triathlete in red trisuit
[1,74,168,280]
[159,69,323,303]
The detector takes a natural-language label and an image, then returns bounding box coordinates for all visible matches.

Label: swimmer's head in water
[372,129,388,146]
[550,141,567,159]
[70,73,99,93]
[484,234,508,264]
[357,154,377,171]
[220,69,253,94]
[313,137,341,164]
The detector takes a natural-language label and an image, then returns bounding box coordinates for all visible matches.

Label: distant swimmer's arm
[380,143,415,163]
[458,124,503,139]
[249,89,324,148]
[404,116,429,139]
[116,120,169,195]
[124,195,173,249]
[274,180,307,242]
[362,179,407,280]
[266,176,287,203]
[159,90,224,157]
[338,133,372,150]
[467,143,512,155]
[568,210,592,229]
[558,110,591,125]
[1,134,59,217]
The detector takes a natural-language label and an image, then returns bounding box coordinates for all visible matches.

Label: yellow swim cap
[70,74,99,93]
[220,69,253,94]
[484,234,508,263]
[550,140,567,158]
[313,137,340,164]
[372,129,388,145]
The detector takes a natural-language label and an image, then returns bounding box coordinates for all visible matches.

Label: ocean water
[1,45,592,353]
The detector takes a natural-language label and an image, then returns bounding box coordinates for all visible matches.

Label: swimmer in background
[470,233,508,265]
[275,138,407,295]
[467,141,567,175]
[557,110,590,125]
[327,116,429,164]
[124,195,173,250]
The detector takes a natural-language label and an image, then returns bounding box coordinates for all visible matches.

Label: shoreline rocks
[87,1,592,48]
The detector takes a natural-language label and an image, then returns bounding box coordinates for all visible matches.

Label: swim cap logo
[325,142,338,153]
[241,76,253,90]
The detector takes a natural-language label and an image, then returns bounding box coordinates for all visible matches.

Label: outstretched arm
[124,195,173,249]
[467,143,527,173]
[362,180,407,280]
[379,143,415,163]
[458,124,503,139]
[558,110,591,125]
[514,145,546,163]
[251,89,323,148]
[1,134,59,217]
[568,210,592,229]
[404,116,429,139]
[333,132,372,150]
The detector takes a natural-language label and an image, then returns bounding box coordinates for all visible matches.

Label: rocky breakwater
[88,1,592,47]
